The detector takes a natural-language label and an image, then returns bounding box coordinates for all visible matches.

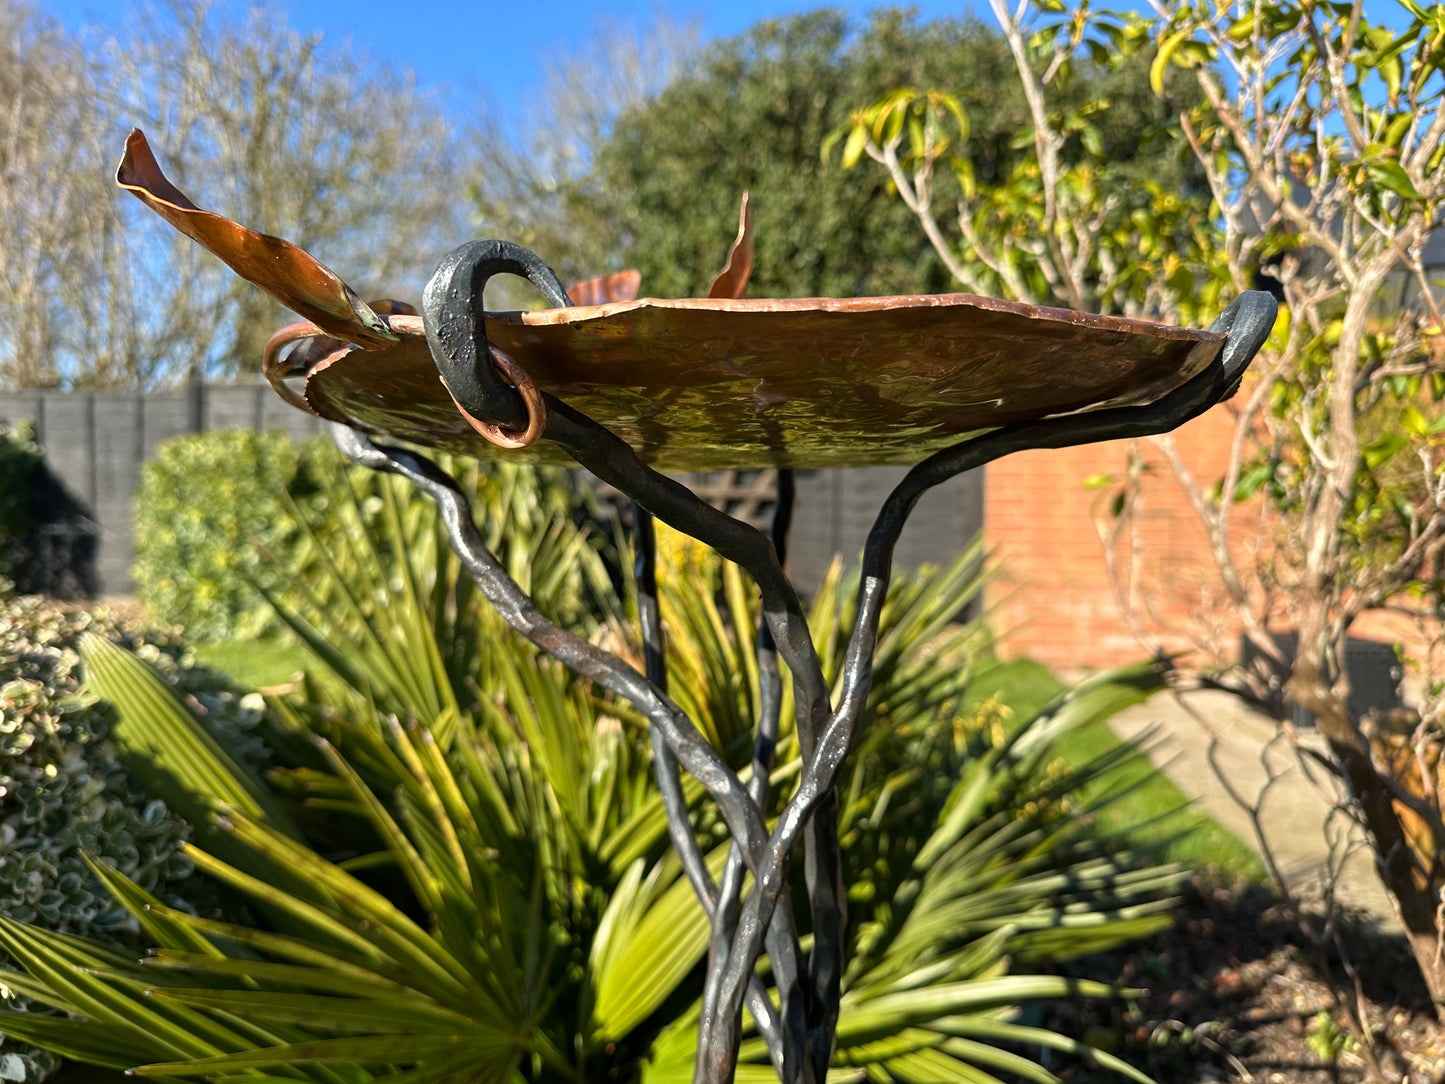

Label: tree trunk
[1292,670,1445,1018]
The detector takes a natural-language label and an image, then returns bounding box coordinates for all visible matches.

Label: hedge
[131,430,339,640]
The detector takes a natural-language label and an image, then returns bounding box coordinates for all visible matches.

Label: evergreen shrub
[0,424,95,599]
[131,430,337,640]
[0,423,43,581]
[0,594,267,1080]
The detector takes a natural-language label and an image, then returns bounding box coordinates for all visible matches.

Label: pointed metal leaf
[116,129,397,348]
[707,191,754,299]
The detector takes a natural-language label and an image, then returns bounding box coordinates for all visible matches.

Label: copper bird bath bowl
[119,129,1276,1084]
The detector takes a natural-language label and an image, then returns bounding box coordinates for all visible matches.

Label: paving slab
[1108,688,1400,929]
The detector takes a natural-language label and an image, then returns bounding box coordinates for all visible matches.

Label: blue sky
[277,0,977,99]
[47,1,985,122]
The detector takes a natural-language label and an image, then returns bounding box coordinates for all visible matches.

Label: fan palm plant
[1,462,1184,1083]
[261,454,618,736]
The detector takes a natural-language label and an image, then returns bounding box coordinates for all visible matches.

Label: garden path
[1108,689,1400,928]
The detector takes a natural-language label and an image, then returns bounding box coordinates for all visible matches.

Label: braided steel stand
[331,241,1277,1084]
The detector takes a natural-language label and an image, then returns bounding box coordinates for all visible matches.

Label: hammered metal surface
[117,131,1225,470]
[300,295,1224,470]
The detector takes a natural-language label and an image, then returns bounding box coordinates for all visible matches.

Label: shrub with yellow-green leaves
[131,430,336,641]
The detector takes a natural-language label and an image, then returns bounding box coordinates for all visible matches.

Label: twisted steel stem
[341,242,1277,1084]
[698,290,1278,1076]
[695,472,810,1084]
[330,427,775,874]
[634,505,791,1078]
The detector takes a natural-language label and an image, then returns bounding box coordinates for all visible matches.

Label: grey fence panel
[786,467,984,599]
[32,396,94,510]
[207,384,268,432]
[787,470,842,596]
[4,382,979,601]
[92,395,146,593]
[140,391,195,462]
[0,390,43,432]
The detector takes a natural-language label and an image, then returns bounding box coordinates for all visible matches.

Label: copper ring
[448,343,547,450]
[262,321,328,414]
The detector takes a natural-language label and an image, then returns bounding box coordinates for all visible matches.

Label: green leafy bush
[0,594,269,1082]
[131,429,332,640]
[2,465,1185,1081]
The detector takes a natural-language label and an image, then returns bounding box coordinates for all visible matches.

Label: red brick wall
[983,404,1258,668]
[984,399,1445,672]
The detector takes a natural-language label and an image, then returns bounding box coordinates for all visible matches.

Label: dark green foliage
[571,9,1198,302]
[0,595,269,1082]
[0,423,95,599]
[590,10,1006,300]
[0,422,43,578]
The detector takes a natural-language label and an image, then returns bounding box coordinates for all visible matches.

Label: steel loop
[448,342,547,449]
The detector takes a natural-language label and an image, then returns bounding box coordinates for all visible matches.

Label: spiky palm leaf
[644,663,1178,1084]
[0,694,708,1083]
[263,457,617,737]
[4,650,1174,1084]
[2,462,1189,1083]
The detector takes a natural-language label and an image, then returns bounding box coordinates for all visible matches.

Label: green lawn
[961,656,1265,880]
[193,636,1263,879]
[193,634,314,690]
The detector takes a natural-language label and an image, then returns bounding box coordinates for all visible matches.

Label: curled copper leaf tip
[262,322,330,414]
[445,344,548,450]
[262,299,419,416]
[115,128,397,349]
[708,191,754,300]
